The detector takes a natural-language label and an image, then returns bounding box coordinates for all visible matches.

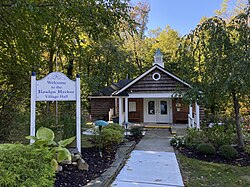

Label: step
[144,125,171,129]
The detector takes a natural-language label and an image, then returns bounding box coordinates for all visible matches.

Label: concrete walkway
[111,129,184,187]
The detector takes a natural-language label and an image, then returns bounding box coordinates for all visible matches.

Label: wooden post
[30,72,36,143]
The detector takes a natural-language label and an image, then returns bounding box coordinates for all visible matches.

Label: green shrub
[170,136,185,148]
[0,144,55,187]
[183,125,236,149]
[101,128,123,148]
[204,125,236,148]
[183,128,205,148]
[197,143,216,155]
[105,123,125,134]
[170,137,178,146]
[26,127,75,170]
[219,145,238,159]
[244,144,250,154]
[129,126,144,138]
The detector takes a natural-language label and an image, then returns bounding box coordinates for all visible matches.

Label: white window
[152,72,161,81]
[129,102,136,112]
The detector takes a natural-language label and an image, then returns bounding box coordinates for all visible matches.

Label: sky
[131,0,225,36]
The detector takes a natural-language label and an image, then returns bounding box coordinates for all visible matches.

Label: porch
[109,96,200,129]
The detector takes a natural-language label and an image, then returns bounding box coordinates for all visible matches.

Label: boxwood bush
[219,145,238,159]
[92,123,124,149]
[183,128,205,148]
[197,143,216,155]
[0,144,55,187]
[105,123,125,134]
[129,126,144,139]
[102,128,124,148]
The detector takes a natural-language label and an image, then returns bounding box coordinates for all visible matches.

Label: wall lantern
[176,101,181,111]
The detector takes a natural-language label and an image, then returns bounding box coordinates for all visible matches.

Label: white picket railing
[188,114,195,128]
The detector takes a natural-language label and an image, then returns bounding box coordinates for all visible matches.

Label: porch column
[125,97,128,123]
[188,103,193,128]
[119,97,123,125]
[114,98,118,116]
[195,102,200,129]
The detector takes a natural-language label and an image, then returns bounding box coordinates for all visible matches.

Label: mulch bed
[54,146,117,187]
[178,147,250,166]
[55,136,142,187]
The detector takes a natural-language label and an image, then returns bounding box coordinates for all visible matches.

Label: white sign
[36,72,76,101]
[30,72,81,153]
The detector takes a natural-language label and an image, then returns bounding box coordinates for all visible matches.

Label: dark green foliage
[0,0,134,142]
[129,126,144,138]
[182,125,236,149]
[26,127,75,170]
[0,144,55,186]
[204,125,236,148]
[244,145,250,154]
[170,137,178,146]
[183,128,205,148]
[197,143,216,155]
[105,123,125,134]
[170,136,185,148]
[101,128,123,148]
[178,12,250,147]
[61,114,77,140]
[219,145,239,159]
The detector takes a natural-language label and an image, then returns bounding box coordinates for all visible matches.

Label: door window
[148,101,155,114]
[160,101,168,114]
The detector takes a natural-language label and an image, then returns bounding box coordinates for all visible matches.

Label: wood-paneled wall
[128,98,143,123]
[172,98,189,123]
[90,98,114,121]
[126,69,189,93]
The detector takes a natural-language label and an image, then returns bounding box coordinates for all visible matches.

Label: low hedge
[0,144,55,187]
[219,145,238,159]
[197,143,216,155]
[102,128,124,148]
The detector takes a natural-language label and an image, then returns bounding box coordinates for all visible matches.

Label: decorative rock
[57,165,63,172]
[72,162,78,166]
[77,158,89,171]
[68,148,80,154]
[61,160,72,165]
[72,153,81,162]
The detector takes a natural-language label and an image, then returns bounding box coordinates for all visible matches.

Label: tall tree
[0,0,133,139]
[215,0,249,21]
[123,1,150,75]
[179,8,250,147]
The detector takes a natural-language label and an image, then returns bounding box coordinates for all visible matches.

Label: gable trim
[113,65,192,96]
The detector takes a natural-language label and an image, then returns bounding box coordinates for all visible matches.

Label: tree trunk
[67,58,74,79]
[232,92,245,148]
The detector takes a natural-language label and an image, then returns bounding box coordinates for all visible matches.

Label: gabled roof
[113,64,192,96]
[91,79,133,96]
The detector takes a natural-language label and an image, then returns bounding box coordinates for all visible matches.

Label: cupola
[153,48,164,68]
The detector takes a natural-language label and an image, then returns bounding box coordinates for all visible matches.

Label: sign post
[76,74,81,152]
[30,72,36,143]
[30,72,81,152]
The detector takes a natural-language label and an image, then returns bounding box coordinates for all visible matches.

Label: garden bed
[177,147,250,166]
[55,136,141,187]
[55,147,117,187]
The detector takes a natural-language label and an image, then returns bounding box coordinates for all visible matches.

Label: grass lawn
[177,154,250,187]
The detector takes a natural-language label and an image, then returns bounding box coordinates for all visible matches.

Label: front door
[144,99,172,123]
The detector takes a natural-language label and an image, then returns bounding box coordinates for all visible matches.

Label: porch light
[176,103,181,108]
[176,101,181,111]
